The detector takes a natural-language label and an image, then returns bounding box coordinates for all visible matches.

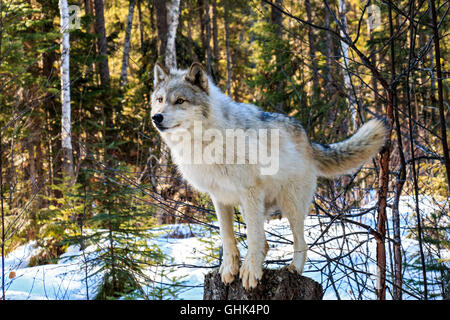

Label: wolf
[150,62,388,290]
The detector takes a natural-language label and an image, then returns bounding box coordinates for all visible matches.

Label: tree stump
[203,269,323,300]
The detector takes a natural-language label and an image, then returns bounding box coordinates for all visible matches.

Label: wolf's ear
[153,62,169,87]
[185,63,208,92]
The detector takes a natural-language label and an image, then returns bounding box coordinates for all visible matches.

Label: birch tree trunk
[271,0,284,112]
[120,0,137,87]
[59,0,74,182]
[338,0,357,130]
[165,0,180,70]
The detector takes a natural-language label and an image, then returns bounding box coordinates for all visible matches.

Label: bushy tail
[311,119,388,178]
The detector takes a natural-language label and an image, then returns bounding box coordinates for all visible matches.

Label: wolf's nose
[152,113,164,124]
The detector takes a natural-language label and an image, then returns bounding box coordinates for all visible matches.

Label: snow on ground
[2,242,103,300]
[0,195,448,300]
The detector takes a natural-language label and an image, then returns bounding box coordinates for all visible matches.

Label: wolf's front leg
[239,194,266,290]
[212,199,240,284]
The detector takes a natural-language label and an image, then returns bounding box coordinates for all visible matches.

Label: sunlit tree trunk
[59,0,74,182]
[165,0,180,70]
[120,0,137,87]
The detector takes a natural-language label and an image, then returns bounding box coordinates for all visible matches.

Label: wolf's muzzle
[152,113,166,131]
[152,113,164,124]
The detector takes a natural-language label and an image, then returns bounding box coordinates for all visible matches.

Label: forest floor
[1,195,448,300]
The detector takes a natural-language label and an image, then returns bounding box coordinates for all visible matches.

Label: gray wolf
[150,62,387,290]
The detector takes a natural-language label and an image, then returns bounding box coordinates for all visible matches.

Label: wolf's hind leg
[286,213,307,273]
[213,198,240,284]
[279,186,312,274]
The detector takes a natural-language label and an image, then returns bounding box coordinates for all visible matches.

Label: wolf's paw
[282,263,303,274]
[219,252,240,284]
[239,255,263,290]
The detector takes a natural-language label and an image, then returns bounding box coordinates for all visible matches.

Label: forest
[0,0,448,300]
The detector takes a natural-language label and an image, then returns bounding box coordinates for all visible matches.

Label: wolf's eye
[175,98,185,105]
[157,97,163,103]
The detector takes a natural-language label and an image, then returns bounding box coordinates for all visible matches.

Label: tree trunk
[137,0,144,51]
[271,0,285,113]
[187,7,195,60]
[388,2,404,300]
[83,0,95,76]
[428,2,437,124]
[94,0,110,87]
[406,0,427,299]
[84,0,95,34]
[338,0,357,129]
[305,0,319,131]
[59,0,74,183]
[211,0,219,76]
[370,47,379,109]
[165,0,180,70]
[430,0,450,193]
[120,0,137,87]
[154,0,181,218]
[305,0,318,89]
[324,7,336,127]
[198,0,212,75]
[204,269,323,300]
[224,0,232,96]
[155,0,168,60]
[376,88,395,301]
[205,0,212,76]
[41,0,58,201]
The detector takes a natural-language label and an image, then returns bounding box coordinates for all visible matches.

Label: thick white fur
[150,63,387,290]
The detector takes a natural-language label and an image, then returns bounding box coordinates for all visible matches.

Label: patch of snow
[1,196,448,300]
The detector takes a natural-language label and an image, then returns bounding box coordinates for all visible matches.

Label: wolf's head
[151,62,210,133]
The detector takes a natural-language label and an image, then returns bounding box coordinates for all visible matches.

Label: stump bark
[203,269,323,300]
